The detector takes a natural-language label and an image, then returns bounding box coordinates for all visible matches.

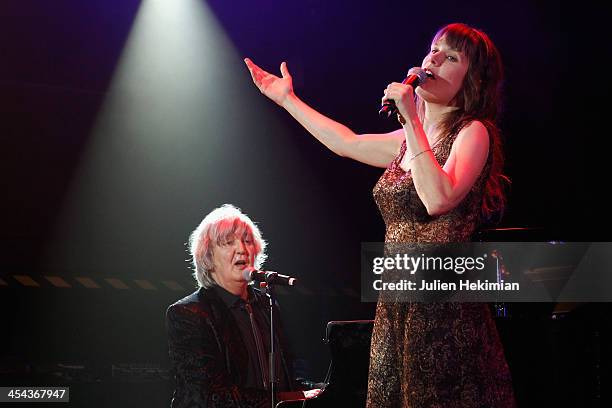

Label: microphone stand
[261,279,278,408]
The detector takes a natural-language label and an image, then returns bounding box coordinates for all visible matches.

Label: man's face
[210,229,256,289]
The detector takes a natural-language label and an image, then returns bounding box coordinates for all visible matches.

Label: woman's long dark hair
[417,23,509,219]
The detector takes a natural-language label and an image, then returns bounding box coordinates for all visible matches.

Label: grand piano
[277,320,374,407]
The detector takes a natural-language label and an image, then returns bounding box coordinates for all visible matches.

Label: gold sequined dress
[367,132,516,407]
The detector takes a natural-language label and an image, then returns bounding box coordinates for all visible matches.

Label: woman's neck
[422,102,458,135]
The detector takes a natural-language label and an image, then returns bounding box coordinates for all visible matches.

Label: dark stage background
[1,0,609,407]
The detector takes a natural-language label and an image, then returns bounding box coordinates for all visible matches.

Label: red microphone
[379,67,429,118]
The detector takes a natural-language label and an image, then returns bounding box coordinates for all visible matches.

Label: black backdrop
[1,0,609,406]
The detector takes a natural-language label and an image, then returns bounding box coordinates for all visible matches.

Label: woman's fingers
[244,58,260,85]
[280,61,291,79]
[384,83,413,100]
[382,86,393,104]
[244,58,268,86]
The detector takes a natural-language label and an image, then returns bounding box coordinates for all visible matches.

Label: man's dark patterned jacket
[166,286,295,408]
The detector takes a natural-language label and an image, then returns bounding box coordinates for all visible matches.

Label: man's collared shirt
[213,284,287,391]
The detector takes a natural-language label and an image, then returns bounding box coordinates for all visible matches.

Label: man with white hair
[166,204,316,407]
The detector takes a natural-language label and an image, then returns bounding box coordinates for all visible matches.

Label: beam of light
[45,0,249,277]
[46,0,332,285]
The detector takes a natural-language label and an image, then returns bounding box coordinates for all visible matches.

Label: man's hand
[278,388,323,401]
[302,388,323,399]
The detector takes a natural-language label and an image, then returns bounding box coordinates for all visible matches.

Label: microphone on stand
[243,267,297,287]
[379,67,429,118]
[242,267,295,407]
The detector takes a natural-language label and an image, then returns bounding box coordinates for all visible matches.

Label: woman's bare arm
[245,58,403,168]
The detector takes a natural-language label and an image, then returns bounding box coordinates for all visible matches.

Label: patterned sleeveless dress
[366,130,516,407]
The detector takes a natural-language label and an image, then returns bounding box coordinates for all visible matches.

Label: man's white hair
[189,204,267,288]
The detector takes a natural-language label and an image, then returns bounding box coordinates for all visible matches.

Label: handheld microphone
[243,267,297,286]
[379,67,429,118]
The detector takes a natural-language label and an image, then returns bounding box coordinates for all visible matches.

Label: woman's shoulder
[458,119,490,135]
[452,120,491,150]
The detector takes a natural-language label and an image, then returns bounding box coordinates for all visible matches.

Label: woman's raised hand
[244,58,293,107]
